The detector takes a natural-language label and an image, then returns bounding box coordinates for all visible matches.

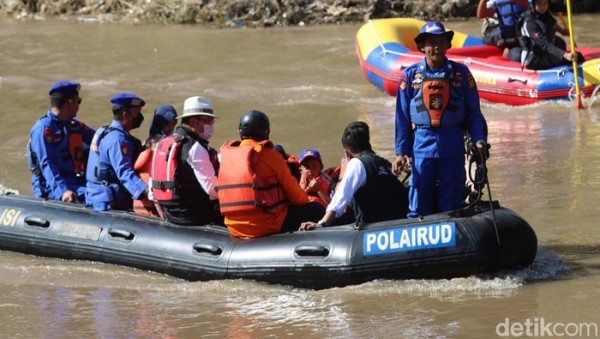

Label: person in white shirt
[300,121,408,230]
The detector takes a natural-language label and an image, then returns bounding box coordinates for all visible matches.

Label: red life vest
[216,140,287,216]
[133,148,160,217]
[150,135,185,202]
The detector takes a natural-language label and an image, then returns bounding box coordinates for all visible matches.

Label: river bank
[2,0,598,27]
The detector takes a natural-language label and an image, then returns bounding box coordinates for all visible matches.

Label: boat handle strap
[295,245,329,257]
[24,216,50,228]
[107,229,135,241]
[193,243,223,256]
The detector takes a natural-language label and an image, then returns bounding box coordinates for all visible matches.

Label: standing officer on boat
[85,93,148,211]
[392,21,489,218]
[28,81,95,203]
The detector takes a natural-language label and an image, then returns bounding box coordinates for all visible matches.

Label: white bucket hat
[178,96,216,119]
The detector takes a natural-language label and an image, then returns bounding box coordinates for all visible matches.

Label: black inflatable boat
[0,194,537,289]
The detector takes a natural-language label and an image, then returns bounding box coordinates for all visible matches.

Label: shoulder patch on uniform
[43,128,54,143]
[467,73,476,90]
[120,144,128,154]
[399,73,407,91]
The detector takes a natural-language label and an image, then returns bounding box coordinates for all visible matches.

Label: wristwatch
[317,220,326,228]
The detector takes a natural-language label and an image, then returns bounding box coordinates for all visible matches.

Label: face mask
[200,124,214,140]
[132,112,144,129]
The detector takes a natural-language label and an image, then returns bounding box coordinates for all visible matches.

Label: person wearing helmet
[151,96,222,225]
[216,110,324,238]
[391,21,489,219]
[517,0,583,70]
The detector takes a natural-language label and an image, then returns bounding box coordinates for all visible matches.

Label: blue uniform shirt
[395,58,487,158]
[85,120,147,211]
[28,110,95,201]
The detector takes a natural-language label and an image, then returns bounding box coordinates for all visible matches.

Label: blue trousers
[408,157,466,218]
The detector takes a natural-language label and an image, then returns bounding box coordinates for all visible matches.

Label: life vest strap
[151,180,176,190]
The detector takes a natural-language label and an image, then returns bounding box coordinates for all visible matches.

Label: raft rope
[466,141,501,248]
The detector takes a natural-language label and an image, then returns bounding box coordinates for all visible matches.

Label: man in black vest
[300,121,408,230]
[156,96,222,225]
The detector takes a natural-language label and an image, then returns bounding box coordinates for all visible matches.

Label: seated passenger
[217,110,324,238]
[148,104,178,137]
[298,148,332,209]
[85,93,148,211]
[28,80,95,203]
[151,96,222,226]
[300,121,408,231]
[478,0,528,61]
[274,144,301,182]
[133,134,163,218]
[517,0,583,70]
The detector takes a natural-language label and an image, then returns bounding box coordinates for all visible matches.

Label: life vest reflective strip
[133,148,159,217]
[216,140,287,216]
[150,135,185,202]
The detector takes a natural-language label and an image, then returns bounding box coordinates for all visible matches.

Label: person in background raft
[478,0,528,61]
[151,96,222,226]
[517,0,583,70]
[148,104,177,137]
[27,81,95,203]
[85,93,148,211]
[300,121,407,231]
[216,110,324,238]
[392,21,489,219]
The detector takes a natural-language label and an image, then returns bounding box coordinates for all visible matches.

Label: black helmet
[239,110,270,140]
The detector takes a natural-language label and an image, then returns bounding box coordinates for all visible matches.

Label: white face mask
[200,124,214,140]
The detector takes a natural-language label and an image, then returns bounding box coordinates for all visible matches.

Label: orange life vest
[420,78,451,128]
[67,132,86,177]
[132,148,159,217]
[216,140,287,216]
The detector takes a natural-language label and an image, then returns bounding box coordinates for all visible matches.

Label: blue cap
[299,148,322,164]
[49,81,80,96]
[110,93,145,108]
[414,21,454,44]
[149,104,178,136]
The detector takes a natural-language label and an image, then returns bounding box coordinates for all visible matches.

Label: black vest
[161,126,219,226]
[352,151,408,225]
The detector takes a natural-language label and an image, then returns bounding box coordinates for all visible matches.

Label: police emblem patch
[120,144,128,154]
[429,94,443,110]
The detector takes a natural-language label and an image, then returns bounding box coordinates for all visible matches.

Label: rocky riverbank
[0,0,598,27]
[0,0,480,27]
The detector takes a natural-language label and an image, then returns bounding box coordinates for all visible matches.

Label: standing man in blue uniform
[85,93,148,211]
[392,21,489,218]
[28,80,95,203]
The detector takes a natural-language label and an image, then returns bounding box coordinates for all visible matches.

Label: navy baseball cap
[49,81,80,96]
[414,21,454,44]
[110,93,145,108]
[153,104,177,121]
[299,148,322,164]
